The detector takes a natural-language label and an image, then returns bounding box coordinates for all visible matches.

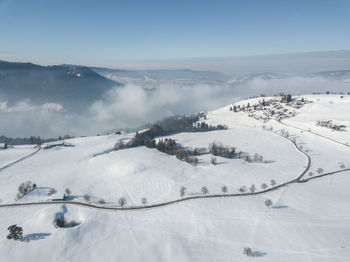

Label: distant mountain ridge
[0,60,121,112]
[91,67,230,82]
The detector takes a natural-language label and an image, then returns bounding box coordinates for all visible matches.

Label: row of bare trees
[239,179,276,193]
[179,181,276,198]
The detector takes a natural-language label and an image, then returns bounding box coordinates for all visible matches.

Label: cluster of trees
[208,142,265,164]
[156,138,199,165]
[7,225,23,240]
[15,181,36,200]
[115,113,227,151]
[155,113,206,133]
[0,134,73,145]
[244,153,264,163]
[281,94,292,103]
[209,142,236,159]
[239,179,276,194]
[193,122,227,132]
[55,216,80,228]
[113,125,162,150]
[154,113,226,133]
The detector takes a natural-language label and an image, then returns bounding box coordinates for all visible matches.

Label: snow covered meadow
[1,94,350,261]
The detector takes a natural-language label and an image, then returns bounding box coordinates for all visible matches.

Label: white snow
[1,94,350,261]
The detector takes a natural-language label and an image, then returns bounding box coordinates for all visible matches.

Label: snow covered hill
[1,94,350,262]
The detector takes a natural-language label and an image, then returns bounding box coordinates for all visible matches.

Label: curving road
[0,135,316,211]
[277,120,350,148]
[0,129,348,212]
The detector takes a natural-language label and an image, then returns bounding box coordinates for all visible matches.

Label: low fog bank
[1,75,349,138]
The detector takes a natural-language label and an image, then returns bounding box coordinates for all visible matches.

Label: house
[0,143,8,149]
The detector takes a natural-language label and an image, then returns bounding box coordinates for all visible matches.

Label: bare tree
[141,197,147,205]
[259,155,264,163]
[317,168,324,174]
[245,155,252,163]
[261,183,268,190]
[114,140,126,150]
[48,188,57,196]
[340,163,345,169]
[201,186,209,195]
[308,171,313,177]
[211,157,217,165]
[239,186,247,193]
[179,186,187,198]
[221,185,228,194]
[243,247,252,256]
[98,199,106,204]
[83,194,90,202]
[18,183,26,195]
[65,188,71,195]
[253,153,259,162]
[119,197,127,207]
[265,199,273,207]
[270,179,276,186]
[249,184,256,193]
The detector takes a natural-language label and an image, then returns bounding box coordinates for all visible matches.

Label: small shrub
[265,199,273,207]
[141,197,147,205]
[98,199,106,204]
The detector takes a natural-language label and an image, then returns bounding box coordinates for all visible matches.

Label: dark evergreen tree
[7,225,23,240]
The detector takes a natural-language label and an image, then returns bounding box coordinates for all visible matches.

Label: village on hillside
[230,95,312,122]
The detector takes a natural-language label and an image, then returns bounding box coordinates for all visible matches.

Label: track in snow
[0,147,41,172]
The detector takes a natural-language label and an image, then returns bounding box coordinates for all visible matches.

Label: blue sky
[0,0,349,66]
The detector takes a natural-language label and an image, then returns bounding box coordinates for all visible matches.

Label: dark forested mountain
[0,60,121,112]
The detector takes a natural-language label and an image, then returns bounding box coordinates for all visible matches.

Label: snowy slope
[0,94,350,261]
